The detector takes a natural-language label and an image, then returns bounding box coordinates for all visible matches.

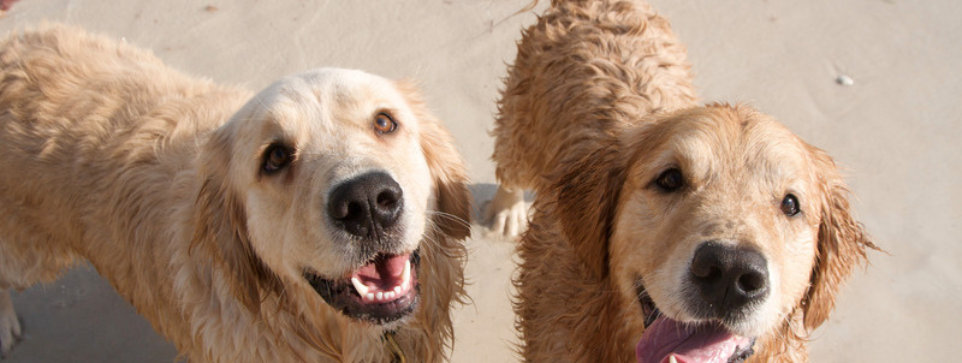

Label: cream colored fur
[0,25,471,362]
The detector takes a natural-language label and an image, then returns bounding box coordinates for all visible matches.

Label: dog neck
[382,331,406,363]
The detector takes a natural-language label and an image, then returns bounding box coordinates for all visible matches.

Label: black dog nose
[327,172,403,238]
[689,242,769,315]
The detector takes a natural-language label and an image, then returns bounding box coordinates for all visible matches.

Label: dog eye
[374,112,398,134]
[654,168,685,192]
[781,194,800,216]
[262,145,293,174]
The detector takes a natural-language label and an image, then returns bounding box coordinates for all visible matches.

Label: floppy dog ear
[553,144,626,278]
[191,127,283,314]
[802,147,877,329]
[395,80,472,240]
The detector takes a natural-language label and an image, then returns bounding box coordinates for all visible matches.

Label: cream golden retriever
[490,1,878,362]
[0,25,472,362]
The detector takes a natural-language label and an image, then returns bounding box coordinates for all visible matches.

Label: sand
[1,0,958,362]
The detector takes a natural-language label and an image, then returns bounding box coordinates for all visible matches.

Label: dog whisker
[426,210,472,229]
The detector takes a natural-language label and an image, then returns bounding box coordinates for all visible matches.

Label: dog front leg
[0,289,21,358]
[483,185,529,238]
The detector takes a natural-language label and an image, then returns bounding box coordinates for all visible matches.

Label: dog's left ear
[802,146,878,330]
[191,125,283,314]
[395,80,472,240]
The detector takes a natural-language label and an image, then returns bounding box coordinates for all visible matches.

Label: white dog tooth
[351,277,370,296]
[366,293,375,301]
[376,292,384,301]
[385,291,395,300]
[669,355,678,363]
[394,285,402,294]
[401,260,411,287]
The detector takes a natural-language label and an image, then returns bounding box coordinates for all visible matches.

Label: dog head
[556,104,874,362]
[191,68,470,329]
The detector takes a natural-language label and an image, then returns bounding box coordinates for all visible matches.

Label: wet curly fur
[492,1,877,362]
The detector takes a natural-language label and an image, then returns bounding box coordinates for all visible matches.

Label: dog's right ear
[419,119,473,240]
[191,126,282,314]
[553,143,626,278]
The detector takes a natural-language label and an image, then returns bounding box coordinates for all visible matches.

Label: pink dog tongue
[353,253,409,291]
[636,316,751,363]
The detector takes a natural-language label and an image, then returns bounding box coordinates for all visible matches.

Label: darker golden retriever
[0,25,471,362]
[490,1,878,362]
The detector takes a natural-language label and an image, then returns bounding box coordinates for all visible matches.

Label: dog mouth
[635,283,756,363]
[305,250,420,324]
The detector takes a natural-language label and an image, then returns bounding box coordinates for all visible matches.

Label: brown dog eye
[781,194,800,216]
[374,112,398,134]
[654,168,685,192]
[262,145,292,174]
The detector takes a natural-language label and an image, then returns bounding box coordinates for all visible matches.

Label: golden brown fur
[486,0,696,238]
[491,1,877,362]
[0,25,471,362]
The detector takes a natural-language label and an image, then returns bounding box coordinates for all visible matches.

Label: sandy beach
[1,0,959,362]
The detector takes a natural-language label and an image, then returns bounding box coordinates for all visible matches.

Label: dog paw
[0,290,22,358]
[483,185,529,239]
